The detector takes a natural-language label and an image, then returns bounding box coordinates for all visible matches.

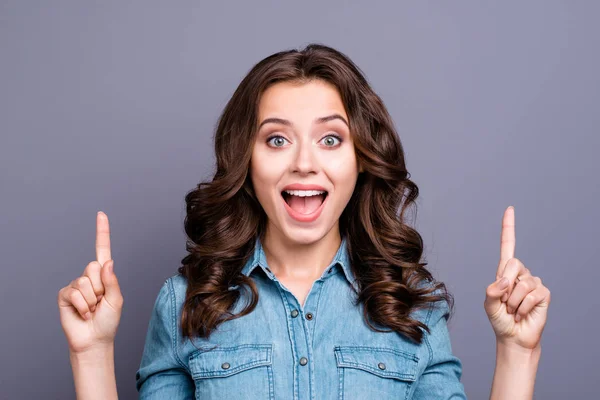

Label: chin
[278,218,339,246]
[281,228,325,245]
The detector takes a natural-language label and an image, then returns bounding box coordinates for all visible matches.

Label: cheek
[324,152,359,189]
[250,160,280,206]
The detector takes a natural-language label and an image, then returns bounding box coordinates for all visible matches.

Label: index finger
[497,206,515,278]
[96,211,112,266]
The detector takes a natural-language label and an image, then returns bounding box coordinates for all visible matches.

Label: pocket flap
[189,344,273,379]
[334,346,419,382]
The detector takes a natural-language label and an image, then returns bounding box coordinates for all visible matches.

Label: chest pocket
[189,344,274,400]
[334,345,419,400]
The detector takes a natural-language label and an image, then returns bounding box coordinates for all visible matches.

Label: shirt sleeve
[136,278,194,399]
[412,298,467,399]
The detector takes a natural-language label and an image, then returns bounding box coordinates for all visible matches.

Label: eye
[320,134,342,147]
[266,135,289,148]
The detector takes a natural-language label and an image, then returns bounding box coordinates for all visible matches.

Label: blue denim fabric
[136,237,467,399]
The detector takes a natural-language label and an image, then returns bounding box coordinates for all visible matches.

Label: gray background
[1,1,598,399]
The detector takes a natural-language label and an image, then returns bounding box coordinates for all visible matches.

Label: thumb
[100,260,123,310]
[484,277,510,312]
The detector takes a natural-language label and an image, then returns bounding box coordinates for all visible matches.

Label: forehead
[257,79,347,119]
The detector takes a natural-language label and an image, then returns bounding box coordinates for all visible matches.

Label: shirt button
[291,309,299,318]
[222,362,231,370]
[299,357,308,366]
[305,312,313,320]
[378,362,386,370]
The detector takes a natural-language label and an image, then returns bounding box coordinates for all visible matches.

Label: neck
[261,225,342,281]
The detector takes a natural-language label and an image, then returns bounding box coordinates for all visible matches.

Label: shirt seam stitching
[423,301,434,366]
[167,277,188,371]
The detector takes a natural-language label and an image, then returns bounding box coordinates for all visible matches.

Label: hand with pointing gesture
[484,206,551,350]
[57,211,124,354]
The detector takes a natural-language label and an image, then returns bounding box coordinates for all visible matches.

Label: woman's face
[250,79,360,245]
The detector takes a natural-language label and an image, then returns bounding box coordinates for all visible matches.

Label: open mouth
[281,190,328,215]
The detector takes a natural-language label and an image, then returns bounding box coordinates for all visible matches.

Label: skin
[57,81,550,400]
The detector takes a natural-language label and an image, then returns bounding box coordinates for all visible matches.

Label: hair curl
[178,43,453,345]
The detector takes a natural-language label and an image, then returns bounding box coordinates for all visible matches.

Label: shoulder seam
[423,301,434,365]
[166,277,188,370]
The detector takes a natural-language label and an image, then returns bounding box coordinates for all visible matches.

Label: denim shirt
[136,237,467,399]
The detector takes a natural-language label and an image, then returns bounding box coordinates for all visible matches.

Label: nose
[291,138,318,175]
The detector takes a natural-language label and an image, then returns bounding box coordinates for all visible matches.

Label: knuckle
[83,262,101,279]
[521,279,534,290]
[88,261,102,272]
[524,292,536,303]
[77,277,89,287]
[68,289,78,301]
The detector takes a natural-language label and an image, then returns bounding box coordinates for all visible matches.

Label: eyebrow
[257,113,349,130]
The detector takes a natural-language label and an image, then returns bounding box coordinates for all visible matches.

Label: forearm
[490,342,541,400]
[70,345,118,400]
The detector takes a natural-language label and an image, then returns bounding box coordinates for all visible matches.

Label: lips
[280,184,329,223]
[281,183,327,191]
[281,190,328,207]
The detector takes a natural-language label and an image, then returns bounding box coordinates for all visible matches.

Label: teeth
[283,190,326,197]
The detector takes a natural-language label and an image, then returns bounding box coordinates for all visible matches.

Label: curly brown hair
[178,43,453,345]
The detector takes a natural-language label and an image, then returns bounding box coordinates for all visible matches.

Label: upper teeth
[284,190,326,197]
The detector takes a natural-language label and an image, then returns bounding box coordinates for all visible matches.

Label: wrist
[490,342,541,400]
[70,343,115,365]
[69,343,118,400]
[496,341,541,365]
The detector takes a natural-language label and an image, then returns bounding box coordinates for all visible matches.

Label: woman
[58,44,550,399]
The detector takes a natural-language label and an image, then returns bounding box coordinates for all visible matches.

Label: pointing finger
[497,206,516,278]
[96,211,112,267]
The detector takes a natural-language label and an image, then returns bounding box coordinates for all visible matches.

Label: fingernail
[507,307,513,314]
[515,314,521,322]
[90,305,96,312]
[84,312,91,320]
[498,277,509,289]
[501,293,508,302]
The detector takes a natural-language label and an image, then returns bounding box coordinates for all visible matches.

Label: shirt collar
[241,236,355,285]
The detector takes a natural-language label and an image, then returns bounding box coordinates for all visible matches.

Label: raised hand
[484,206,551,350]
[57,211,124,354]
